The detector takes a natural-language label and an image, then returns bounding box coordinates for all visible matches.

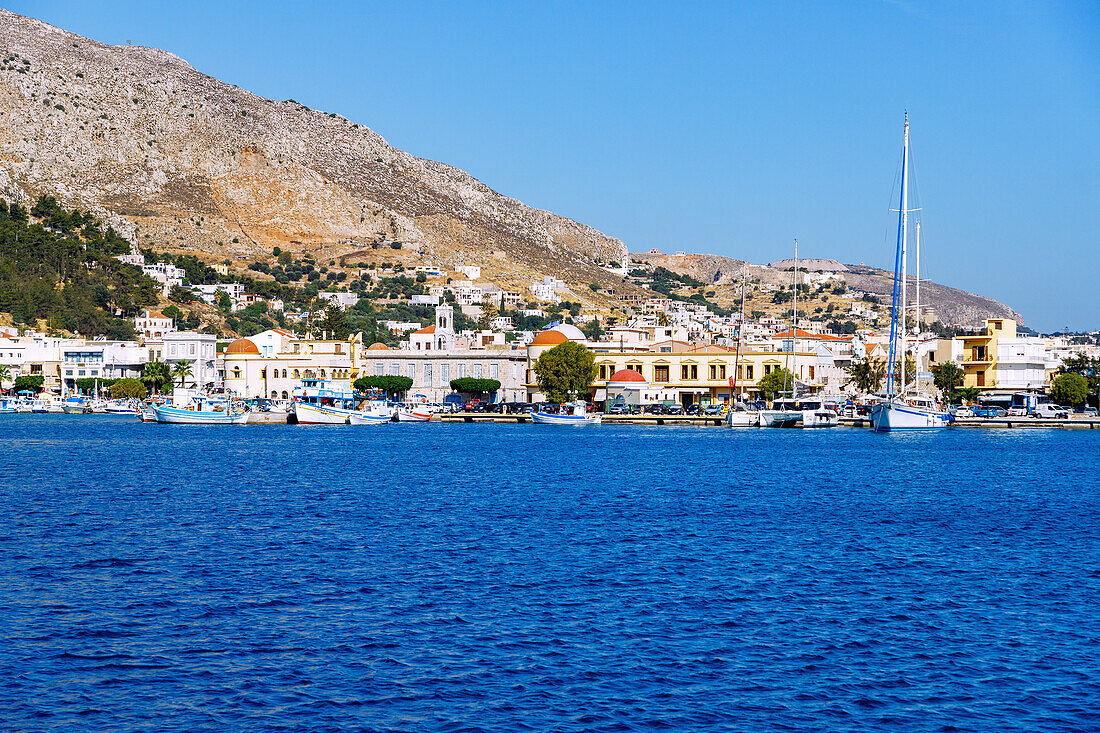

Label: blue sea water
[1,415,1098,732]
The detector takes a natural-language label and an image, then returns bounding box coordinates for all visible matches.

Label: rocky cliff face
[0,9,626,276]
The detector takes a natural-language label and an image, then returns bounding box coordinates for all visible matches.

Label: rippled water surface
[1,415,1098,732]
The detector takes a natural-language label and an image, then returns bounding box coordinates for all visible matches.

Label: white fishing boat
[292,378,359,424]
[394,405,432,422]
[0,397,17,413]
[532,401,602,425]
[797,398,839,428]
[138,402,157,422]
[870,114,951,432]
[153,392,247,424]
[348,399,394,425]
[62,396,92,414]
[106,400,137,414]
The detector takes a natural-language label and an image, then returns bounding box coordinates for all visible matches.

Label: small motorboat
[394,406,432,422]
[349,399,393,425]
[532,401,602,425]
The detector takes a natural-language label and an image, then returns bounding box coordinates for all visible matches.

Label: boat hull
[727,411,759,427]
[869,402,950,432]
[153,405,247,424]
[801,410,838,428]
[349,412,390,425]
[760,410,801,428]
[294,402,354,424]
[395,409,431,422]
[531,412,601,425]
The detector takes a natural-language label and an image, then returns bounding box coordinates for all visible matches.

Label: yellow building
[525,328,821,405]
[956,318,1048,393]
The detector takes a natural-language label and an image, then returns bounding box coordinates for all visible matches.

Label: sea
[1,415,1098,732]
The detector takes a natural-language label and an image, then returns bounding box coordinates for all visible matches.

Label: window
[320,369,327,378]
[441,363,450,383]
[407,363,416,379]
[458,363,467,378]
[281,391,288,399]
[977,370,985,386]
[293,369,300,379]
[232,367,241,379]
[745,365,754,380]
[474,364,483,378]
[719,364,726,380]
[375,362,384,375]
[190,344,195,355]
[260,369,266,379]
[491,364,499,380]
[709,365,717,380]
[390,363,400,376]
[654,365,670,383]
[424,363,433,385]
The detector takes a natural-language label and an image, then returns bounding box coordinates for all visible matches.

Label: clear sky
[11,1,1099,331]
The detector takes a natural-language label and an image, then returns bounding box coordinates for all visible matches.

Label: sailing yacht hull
[869,402,950,432]
[726,411,759,427]
[760,410,801,428]
[800,410,838,428]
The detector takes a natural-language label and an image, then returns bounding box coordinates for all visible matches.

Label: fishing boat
[106,400,138,414]
[0,397,17,413]
[348,399,394,425]
[870,114,951,432]
[394,405,432,422]
[292,378,360,424]
[532,401,602,425]
[153,392,247,424]
[62,396,92,414]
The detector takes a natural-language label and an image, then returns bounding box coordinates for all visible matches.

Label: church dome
[531,330,569,346]
[553,323,586,341]
[225,338,260,355]
[367,342,390,350]
[608,368,646,383]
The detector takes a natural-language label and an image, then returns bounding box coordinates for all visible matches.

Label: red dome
[225,338,260,355]
[608,368,646,383]
[530,330,569,346]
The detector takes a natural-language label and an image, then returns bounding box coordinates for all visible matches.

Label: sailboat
[869,114,951,432]
[728,267,760,427]
[760,241,810,427]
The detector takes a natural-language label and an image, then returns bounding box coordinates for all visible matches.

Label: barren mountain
[632,252,1023,327]
[0,9,626,283]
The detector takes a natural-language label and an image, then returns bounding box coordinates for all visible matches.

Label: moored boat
[292,378,359,424]
[532,401,602,425]
[153,391,247,424]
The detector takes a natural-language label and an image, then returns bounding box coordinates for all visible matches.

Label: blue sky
[12,1,1099,331]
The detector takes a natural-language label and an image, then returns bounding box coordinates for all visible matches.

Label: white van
[1033,404,1069,419]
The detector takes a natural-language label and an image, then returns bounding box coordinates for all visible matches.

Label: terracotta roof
[773,328,852,342]
[367,342,390,350]
[225,338,260,355]
[412,325,436,335]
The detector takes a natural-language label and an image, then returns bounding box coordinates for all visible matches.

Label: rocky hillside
[0,9,626,285]
[632,251,1023,327]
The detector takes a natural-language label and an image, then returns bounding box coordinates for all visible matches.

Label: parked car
[665,404,685,415]
[1032,404,1070,419]
[704,405,723,416]
[685,404,702,416]
[973,406,1007,418]
[1007,406,1028,417]
[952,406,974,419]
[1074,406,1098,417]
[606,403,629,415]
[644,404,665,415]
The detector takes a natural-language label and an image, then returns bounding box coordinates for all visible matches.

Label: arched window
[271,390,278,398]
[293,369,300,379]
[281,391,288,399]
[232,367,241,379]
[282,369,288,378]
[320,369,327,379]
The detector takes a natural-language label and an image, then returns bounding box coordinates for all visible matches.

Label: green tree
[844,356,885,394]
[169,285,192,303]
[1051,372,1088,406]
[172,360,193,387]
[353,375,413,397]
[141,360,171,394]
[931,361,964,403]
[582,318,604,341]
[0,364,10,390]
[109,378,146,399]
[316,303,349,340]
[533,342,596,402]
[1056,352,1099,406]
[13,374,44,394]
[757,367,796,404]
[957,386,981,405]
[216,290,232,314]
[449,377,501,395]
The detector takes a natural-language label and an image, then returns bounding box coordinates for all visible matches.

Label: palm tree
[957,386,981,406]
[172,360,193,388]
[844,356,886,395]
[141,360,171,394]
[0,364,10,392]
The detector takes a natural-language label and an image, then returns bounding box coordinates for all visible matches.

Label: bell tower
[435,303,454,351]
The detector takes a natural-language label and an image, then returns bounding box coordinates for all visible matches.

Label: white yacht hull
[801,410,838,428]
[760,410,801,428]
[869,402,950,432]
[726,411,759,427]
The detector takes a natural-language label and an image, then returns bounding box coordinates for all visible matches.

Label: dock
[438,414,1100,429]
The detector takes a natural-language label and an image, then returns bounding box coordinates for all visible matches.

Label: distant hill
[631,252,1023,327]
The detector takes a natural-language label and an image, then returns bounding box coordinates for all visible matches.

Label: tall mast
[732,267,747,400]
[914,218,921,392]
[791,239,799,398]
[899,115,909,395]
